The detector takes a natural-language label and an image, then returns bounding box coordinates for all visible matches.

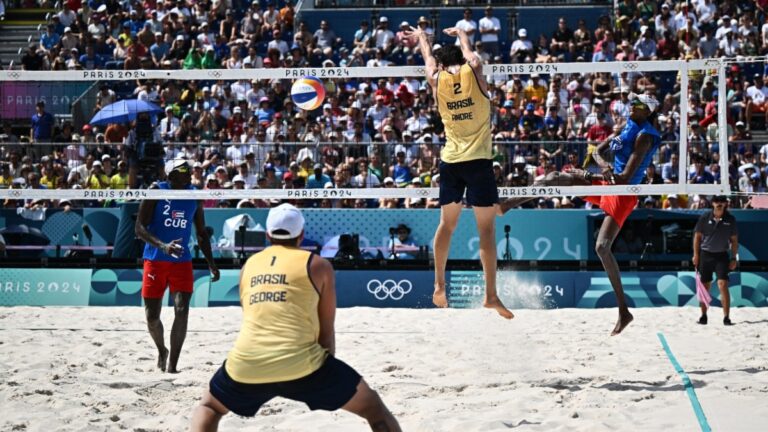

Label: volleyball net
[0,59,730,202]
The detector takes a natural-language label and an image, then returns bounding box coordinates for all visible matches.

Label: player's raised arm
[405,26,437,87]
[444,27,478,69]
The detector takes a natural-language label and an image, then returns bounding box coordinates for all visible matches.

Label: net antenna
[0,60,728,201]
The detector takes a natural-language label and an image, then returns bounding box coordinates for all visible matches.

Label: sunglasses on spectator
[631,99,648,109]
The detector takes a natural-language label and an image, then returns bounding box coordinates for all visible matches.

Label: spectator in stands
[592,29,615,62]
[86,160,110,189]
[572,19,592,60]
[352,159,380,188]
[373,16,395,54]
[307,163,331,189]
[745,74,768,129]
[550,17,574,61]
[313,20,338,56]
[662,153,680,184]
[30,101,54,147]
[353,20,372,53]
[393,21,417,56]
[21,42,45,70]
[510,28,533,63]
[479,6,501,57]
[453,8,477,46]
[690,155,715,184]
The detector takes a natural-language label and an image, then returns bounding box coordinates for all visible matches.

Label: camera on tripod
[135,112,164,187]
[335,233,362,263]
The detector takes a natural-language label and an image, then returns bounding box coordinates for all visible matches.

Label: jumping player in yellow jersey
[406,25,513,319]
[190,204,401,432]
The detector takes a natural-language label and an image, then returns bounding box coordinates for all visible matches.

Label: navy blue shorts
[439,159,499,207]
[209,356,362,417]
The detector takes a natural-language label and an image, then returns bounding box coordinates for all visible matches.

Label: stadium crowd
[1,0,768,210]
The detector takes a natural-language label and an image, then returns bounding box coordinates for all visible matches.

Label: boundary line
[657,332,712,432]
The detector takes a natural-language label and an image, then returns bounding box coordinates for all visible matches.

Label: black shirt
[695,210,738,253]
[21,52,44,70]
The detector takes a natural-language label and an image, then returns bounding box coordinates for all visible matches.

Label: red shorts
[585,181,638,228]
[142,260,194,299]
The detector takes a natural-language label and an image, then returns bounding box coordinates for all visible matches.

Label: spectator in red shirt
[586,112,612,142]
[656,30,679,60]
[374,79,395,105]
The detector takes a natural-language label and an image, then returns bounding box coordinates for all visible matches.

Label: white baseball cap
[164,158,190,175]
[266,203,305,239]
[232,174,245,183]
[634,94,659,113]
[518,28,527,37]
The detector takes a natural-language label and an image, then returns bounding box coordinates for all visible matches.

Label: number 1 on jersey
[270,256,277,266]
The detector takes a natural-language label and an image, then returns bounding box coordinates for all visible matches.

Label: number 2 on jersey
[453,83,461,94]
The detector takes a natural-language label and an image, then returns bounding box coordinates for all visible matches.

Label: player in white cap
[191,204,401,431]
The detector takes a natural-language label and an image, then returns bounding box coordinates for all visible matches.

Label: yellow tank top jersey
[436,63,492,163]
[225,245,328,384]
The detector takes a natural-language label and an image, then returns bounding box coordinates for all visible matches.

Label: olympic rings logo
[367,279,412,301]
[209,191,223,198]
[414,67,426,75]
[10,190,22,198]
[622,62,639,71]
[417,189,430,197]
[208,71,222,78]
[626,186,641,193]
[7,72,21,79]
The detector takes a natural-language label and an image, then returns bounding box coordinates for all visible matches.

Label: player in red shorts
[499,94,661,335]
[135,159,219,373]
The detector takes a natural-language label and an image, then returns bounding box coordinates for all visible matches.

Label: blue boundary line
[657,332,712,432]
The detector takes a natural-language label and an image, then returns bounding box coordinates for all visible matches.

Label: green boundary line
[657,332,712,432]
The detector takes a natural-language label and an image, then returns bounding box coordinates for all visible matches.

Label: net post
[717,60,729,195]
[678,61,689,195]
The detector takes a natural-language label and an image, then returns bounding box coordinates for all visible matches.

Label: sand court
[1,306,766,431]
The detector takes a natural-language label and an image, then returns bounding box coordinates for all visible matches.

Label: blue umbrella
[89,99,163,126]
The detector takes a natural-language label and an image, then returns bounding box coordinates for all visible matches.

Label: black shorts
[698,250,730,283]
[209,356,362,417]
[439,159,499,207]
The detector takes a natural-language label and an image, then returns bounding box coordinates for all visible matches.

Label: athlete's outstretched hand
[209,264,220,283]
[404,26,425,40]
[442,27,463,37]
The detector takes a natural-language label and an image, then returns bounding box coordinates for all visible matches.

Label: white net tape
[0,60,729,200]
[0,59,723,81]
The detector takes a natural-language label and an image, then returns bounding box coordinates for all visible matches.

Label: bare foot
[484,296,514,320]
[157,347,169,372]
[433,285,448,308]
[610,310,634,336]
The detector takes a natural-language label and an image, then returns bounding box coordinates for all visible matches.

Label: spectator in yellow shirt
[110,161,129,189]
[0,164,12,188]
[87,161,110,189]
[523,74,547,104]
[39,166,59,189]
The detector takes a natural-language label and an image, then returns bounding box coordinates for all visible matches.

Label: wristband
[584,171,593,181]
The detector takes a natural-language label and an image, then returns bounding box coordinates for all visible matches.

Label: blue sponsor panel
[206,270,241,307]
[1,269,766,308]
[90,268,143,306]
[0,269,91,306]
[447,270,576,309]
[335,270,435,308]
[575,271,768,308]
